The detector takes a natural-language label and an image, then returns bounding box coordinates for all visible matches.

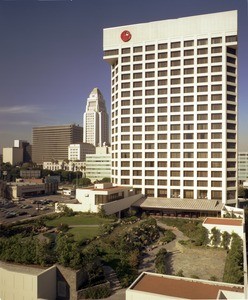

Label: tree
[223,233,244,284]
[210,227,220,247]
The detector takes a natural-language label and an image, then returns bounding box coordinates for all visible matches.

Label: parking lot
[0,194,73,224]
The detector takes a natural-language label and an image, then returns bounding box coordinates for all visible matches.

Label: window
[158,43,167,50]
[197,95,208,102]
[145,63,155,69]
[146,45,155,51]
[171,42,180,48]
[197,152,208,159]
[197,38,208,46]
[171,60,180,67]
[197,57,208,64]
[171,161,180,167]
[184,115,193,121]
[171,124,180,131]
[197,76,208,83]
[184,124,194,130]
[184,77,194,84]
[134,46,142,52]
[184,40,194,47]
[158,52,167,59]
[184,59,194,65]
[197,67,208,73]
[184,133,194,139]
[184,49,194,56]
[211,37,222,44]
[197,48,208,55]
[184,68,194,75]
[184,96,194,102]
[171,143,180,149]
[184,161,194,168]
[171,51,180,57]
[211,56,222,63]
[197,124,207,130]
[226,36,237,43]
[197,171,208,177]
[184,143,193,149]
[211,47,222,53]
[197,142,207,149]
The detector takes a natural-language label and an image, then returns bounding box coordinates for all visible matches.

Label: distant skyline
[0,0,248,153]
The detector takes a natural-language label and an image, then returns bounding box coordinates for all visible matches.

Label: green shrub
[160,230,176,244]
[223,233,244,284]
[155,248,168,274]
[84,284,111,299]
[175,269,184,277]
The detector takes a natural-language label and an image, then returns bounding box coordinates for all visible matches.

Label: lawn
[68,226,100,241]
[45,213,115,227]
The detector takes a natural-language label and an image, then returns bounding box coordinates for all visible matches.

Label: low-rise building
[56,183,142,215]
[7,180,58,200]
[43,160,85,173]
[0,262,57,300]
[203,217,243,248]
[126,272,244,300]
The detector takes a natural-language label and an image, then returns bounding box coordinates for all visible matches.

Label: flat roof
[130,273,244,299]
[204,217,243,226]
[80,185,129,192]
[0,261,48,276]
[133,197,223,212]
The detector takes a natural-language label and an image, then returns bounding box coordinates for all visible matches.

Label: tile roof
[204,217,243,226]
[130,273,244,299]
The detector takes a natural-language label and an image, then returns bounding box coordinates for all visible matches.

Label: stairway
[103,266,122,291]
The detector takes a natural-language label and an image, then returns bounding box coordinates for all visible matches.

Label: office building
[14,140,32,163]
[85,146,111,181]
[68,143,95,161]
[103,11,238,204]
[83,87,109,147]
[32,124,83,164]
[3,147,23,165]
[238,152,248,184]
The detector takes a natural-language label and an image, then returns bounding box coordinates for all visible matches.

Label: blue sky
[0,0,247,153]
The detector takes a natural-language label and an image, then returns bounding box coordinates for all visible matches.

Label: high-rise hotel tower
[83,88,109,147]
[103,11,238,204]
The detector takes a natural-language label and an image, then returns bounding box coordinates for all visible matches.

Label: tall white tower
[103,11,238,205]
[83,88,109,147]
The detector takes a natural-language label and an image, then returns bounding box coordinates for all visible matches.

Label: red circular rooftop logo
[121,30,132,42]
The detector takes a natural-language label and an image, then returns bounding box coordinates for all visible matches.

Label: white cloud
[0,105,41,114]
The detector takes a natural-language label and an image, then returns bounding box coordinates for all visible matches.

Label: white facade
[103,11,238,204]
[202,217,243,248]
[55,183,140,214]
[3,147,23,165]
[83,88,109,147]
[43,160,85,173]
[238,152,248,183]
[68,143,95,161]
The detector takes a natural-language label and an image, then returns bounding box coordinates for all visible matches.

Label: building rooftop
[204,217,243,226]
[133,197,224,212]
[0,261,49,276]
[129,273,244,299]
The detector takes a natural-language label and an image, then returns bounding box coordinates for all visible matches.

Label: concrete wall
[0,266,38,300]
[37,266,57,300]
[126,289,178,300]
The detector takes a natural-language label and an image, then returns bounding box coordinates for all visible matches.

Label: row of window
[104,37,237,56]
[112,95,236,109]
[112,151,236,160]
[121,54,234,63]
[116,113,236,123]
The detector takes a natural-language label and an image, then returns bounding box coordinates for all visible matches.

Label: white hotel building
[103,11,238,205]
